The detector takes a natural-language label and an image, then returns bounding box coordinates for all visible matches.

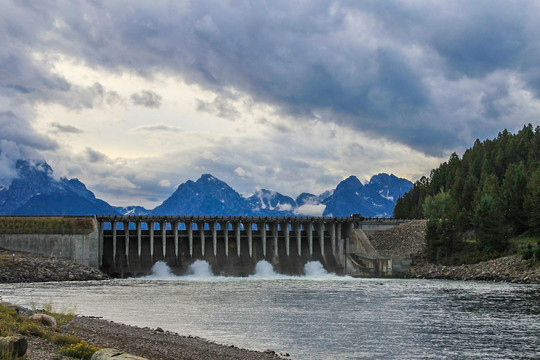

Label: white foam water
[140,260,350,281]
[185,260,215,279]
[303,261,331,277]
[142,261,179,280]
[140,260,216,280]
[248,260,288,280]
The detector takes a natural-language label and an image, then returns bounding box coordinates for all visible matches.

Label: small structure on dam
[0,215,410,278]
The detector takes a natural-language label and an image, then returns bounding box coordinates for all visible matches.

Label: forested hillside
[394,124,540,264]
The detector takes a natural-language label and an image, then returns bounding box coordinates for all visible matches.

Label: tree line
[394,124,540,263]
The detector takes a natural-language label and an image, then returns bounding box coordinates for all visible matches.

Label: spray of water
[186,260,214,278]
[303,261,330,277]
[139,260,349,281]
[249,260,288,279]
[142,261,179,280]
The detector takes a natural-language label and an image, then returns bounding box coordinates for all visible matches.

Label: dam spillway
[97,215,354,277]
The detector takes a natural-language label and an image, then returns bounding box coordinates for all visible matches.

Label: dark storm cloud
[0,112,57,151]
[2,0,540,157]
[130,90,162,108]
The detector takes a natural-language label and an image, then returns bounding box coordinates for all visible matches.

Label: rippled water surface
[1,263,539,359]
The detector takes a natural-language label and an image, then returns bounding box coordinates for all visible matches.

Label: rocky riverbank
[0,248,108,283]
[0,301,285,360]
[403,255,540,283]
[366,221,540,284]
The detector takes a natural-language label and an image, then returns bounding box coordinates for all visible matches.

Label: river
[1,261,539,359]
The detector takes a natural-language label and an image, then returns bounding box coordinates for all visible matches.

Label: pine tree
[501,162,528,235]
[474,193,506,253]
[525,168,540,234]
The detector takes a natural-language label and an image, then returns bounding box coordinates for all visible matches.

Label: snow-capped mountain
[0,160,412,217]
[151,174,252,215]
[0,160,120,215]
[323,174,413,217]
[295,193,319,206]
[246,189,296,215]
[114,206,150,216]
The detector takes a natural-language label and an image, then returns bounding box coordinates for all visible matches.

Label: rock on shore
[0,248,108,283]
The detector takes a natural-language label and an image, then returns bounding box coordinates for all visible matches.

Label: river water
[1,261,539,359]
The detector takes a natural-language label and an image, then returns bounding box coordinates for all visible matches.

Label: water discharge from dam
[141,260,342,281]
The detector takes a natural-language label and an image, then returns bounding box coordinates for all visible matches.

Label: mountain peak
[199,173,217,181]
[1,159,119,215]
[323,173,412,217]
[246,189,296,215]
[153,173,250,215]
[335,175,363,192]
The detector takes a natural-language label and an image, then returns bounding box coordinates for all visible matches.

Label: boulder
[0,335,28,357]
[91,348,148,360]
[31,313,57,326]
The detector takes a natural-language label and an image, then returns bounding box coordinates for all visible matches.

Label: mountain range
[0,160,413,217]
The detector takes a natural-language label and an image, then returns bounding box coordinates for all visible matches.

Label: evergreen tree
[393,124,540,263]
[525,168,540,234]
[501,162,528,235]
[474,193,506,253]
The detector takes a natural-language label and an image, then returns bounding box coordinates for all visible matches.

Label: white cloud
[158,179,171,187]
[234,167,247,177]
[294,204,326,217]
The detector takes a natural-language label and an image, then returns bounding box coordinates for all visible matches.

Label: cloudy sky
[1,0,539,207]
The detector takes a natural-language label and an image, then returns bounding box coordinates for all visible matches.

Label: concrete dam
[0,215,411,277]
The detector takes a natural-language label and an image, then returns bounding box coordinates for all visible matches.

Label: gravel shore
[68,316,285,360]
[2,302,286,360]
[0,248,108,283]
[403,255,540,283]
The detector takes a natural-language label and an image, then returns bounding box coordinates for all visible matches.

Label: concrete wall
[0,229,99,268]
[344,229,393,277]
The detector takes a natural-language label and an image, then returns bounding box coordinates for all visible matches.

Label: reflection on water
[0,266,539,360]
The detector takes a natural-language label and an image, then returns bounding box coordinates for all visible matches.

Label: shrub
[32,300,76,326]
[17,321,45,337]
[50,333,81,346]
[59,341,100,360]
